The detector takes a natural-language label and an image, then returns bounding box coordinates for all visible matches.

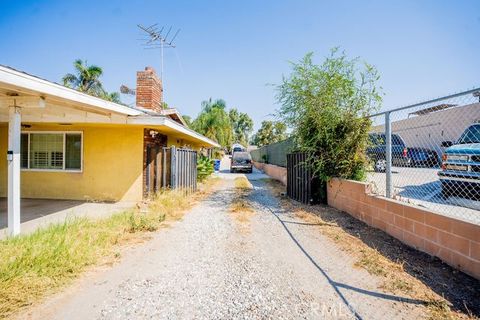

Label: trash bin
[213,159,221,172]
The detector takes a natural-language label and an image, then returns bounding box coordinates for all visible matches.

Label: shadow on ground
[249,178,480,318]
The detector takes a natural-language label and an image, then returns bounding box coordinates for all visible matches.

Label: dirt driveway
[19,170,427,320]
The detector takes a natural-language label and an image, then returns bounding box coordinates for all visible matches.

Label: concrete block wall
[327,178,480,279]
[252,161,287,185]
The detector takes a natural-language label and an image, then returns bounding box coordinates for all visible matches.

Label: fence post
[385,111,392,198]
[162,147,167,189]
[170,146,177,189]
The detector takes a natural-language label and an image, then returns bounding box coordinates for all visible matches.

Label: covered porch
[0,65,219,237]
[0,65,145,237]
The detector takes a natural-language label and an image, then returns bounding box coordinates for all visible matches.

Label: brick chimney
[136,67,163,112]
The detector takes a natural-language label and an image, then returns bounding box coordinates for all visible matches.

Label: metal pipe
[369,87,480,117]
[385,112,392,198]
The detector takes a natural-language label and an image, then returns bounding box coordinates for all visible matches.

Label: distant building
[371,103,480,157]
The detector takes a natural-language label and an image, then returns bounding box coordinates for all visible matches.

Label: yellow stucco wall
[0,124,206,202]
[0,124,144,202]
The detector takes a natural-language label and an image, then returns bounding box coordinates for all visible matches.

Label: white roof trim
[0,65,143,116]
[127,116,220,147]
[0,65,219,147]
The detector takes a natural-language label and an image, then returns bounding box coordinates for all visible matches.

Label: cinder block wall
[327,178,480,280]
[252,161,287,185]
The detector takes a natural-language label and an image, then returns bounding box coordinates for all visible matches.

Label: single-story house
[0,65,219,235]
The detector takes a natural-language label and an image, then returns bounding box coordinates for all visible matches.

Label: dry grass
[229,177,255,227]
[0,177,221,319]
[230,200,255,223]
[263,178,480,320]
[234,176,253,190]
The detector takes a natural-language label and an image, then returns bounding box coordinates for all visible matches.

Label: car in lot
[438,123,480,198]
[230,152,253,173]
[367,133,438,172]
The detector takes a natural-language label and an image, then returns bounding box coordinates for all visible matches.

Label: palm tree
[101,91,121,103]
[63,59,122,104]
[62,59,104,96]
[192,98,233,148]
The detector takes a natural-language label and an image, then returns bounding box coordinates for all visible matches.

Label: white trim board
[0,65,143,116]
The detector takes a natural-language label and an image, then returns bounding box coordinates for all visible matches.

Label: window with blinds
[20,132,82,171]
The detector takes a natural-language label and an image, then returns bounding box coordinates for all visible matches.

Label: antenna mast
[137,23,180,89]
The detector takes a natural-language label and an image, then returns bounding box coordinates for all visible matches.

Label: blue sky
[1,0,479,130]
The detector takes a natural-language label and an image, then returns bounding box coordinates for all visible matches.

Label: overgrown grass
[0,177,221,319]
[0,215,131,318]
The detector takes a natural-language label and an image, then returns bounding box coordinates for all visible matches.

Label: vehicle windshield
[233,152,251,160]
[457,125,480,144]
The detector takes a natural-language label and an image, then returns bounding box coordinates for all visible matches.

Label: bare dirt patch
[263,178,480,320]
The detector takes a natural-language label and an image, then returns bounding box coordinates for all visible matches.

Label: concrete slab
[0,198,136,239]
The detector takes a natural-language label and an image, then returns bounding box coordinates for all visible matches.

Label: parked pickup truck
[438,123,480,198]
[367,133,439,172]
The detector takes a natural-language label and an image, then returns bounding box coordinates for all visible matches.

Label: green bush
[277,49,382,201]
[261,154,269,164]
[197,155,214,181]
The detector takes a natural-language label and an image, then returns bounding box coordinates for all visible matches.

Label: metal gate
[286,152,323,204]
[162,146,197,192]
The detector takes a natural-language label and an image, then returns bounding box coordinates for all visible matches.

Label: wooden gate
[144,130,167,197]
[286,152,323,205]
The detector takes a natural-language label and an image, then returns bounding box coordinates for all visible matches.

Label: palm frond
[62,73,78,88]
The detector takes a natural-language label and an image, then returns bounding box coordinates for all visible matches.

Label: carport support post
[8,106,21,236]
[385,111,392,198]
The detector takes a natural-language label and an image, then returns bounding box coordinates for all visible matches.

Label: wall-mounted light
[149,130,159,138]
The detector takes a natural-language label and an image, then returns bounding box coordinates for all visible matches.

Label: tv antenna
[137,23,180,85]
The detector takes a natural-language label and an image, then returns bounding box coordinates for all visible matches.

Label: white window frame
[21,131,83,173]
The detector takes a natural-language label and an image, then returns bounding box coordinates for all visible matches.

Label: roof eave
[127,116,220,148]
[0,65,144,116]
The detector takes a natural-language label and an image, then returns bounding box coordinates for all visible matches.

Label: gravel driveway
[21,168,426,320]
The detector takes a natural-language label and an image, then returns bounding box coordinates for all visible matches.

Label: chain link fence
[250,138,294,167]
[367,88,480,225]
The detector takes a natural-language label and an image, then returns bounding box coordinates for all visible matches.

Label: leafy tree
[251,120,287,147]
[192,98,233,148]
[276,49,382,198]
[229,108,253,146]
[182,115,193,127]
[62,59,121,103]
